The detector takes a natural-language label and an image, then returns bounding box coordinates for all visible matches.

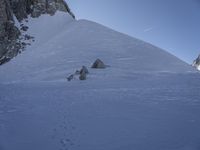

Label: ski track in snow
[0,12,200,150]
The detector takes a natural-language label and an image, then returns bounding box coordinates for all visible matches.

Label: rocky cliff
[0,0,74,65]
[192,54,200,70]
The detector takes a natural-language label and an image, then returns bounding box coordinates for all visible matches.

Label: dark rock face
[79,66,88,80]
[9,0,75,21]
[30,0,75,18]
[67,66,89,81]
[0,0,74,65]
[91,59,106,69]
[67,74,74,81]
[79,71,87,80]
[80,66,89,74]
[0,22,21,65]
[192,54,200,70]
[0,0,21,64]
[0,0,13,22]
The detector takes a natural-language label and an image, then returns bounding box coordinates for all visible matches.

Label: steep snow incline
[0,12,195,83]
[0,12,200,150]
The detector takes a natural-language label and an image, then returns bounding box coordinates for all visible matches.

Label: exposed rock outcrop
[91,59,106,69]
[79,66,88,80]
[80,66,89,74]
[67,66,89,81]
[192,54,200,70]
[79,70,87,80]
[0,0,21,64]
[0,0,74,65]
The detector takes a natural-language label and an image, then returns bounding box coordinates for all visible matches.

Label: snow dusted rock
[80,66,89,74]
[20,25,29,31]
[67,74,74,81]
[79,66,88,80]
[67,66,89,81]
[75,70,81,75]
[0,21,21,65]
[30,0,75,18]
[0,0,74,65]
[0,0,21,63]
[91,59,106,69]
[79,70,87,80]
[10,0,75,20]
[192,54,200,70]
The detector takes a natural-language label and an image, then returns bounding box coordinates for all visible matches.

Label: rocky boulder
[80,66,89,74]
[79,70,87,80]
[91,59,106,69]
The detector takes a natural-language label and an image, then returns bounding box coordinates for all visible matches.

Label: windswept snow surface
[0,12,200,150]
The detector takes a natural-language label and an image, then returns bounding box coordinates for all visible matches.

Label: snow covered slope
[0,12,200,150]
[0,12,196,83]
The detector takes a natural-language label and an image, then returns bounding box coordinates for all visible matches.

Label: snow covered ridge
[192,54,200,70]
[0,0,74,65]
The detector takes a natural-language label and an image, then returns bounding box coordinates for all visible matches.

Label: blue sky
[67,0,200,63]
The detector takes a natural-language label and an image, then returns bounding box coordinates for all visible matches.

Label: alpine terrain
[0,1,200,150]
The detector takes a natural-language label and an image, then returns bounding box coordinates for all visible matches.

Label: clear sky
[67,0,200,63]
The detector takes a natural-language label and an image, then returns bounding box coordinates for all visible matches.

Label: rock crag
[192,54,200,70]
[0,0,74,65]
